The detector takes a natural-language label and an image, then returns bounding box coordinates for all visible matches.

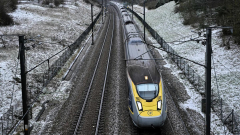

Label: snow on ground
[161,48,231,135]
[1,0,238,134]
[132,5,149,15]
[30,80,72,134]
[0,0,100,126]
[132,1,238,134]
[142,1,240,116]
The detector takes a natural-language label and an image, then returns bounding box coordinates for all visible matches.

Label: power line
[166,33,197,43]
[147,43,206,68]
[167,38,205,46]
[26,45,70,74]
[213,56,240,79]
[25,39,73,45]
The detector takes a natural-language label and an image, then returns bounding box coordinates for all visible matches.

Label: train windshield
[136,84,158,100]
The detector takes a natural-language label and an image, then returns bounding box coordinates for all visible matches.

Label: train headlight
[157,100,162,110]
[136,101,143,111]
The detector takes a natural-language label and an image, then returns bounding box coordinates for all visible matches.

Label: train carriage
[110,1,167,128]
[125,37,167,128]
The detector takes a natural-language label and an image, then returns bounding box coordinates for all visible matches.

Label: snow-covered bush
[42,0,51,5]
[0,0,18,26]
[42,0,64,7]
[0,6,13,26]
[2,0,18,12]
[54,0,64,7]
[176,0,240,45]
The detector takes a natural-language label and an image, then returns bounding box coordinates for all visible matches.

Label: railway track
[51,4,191,135]
[69,7,115,135]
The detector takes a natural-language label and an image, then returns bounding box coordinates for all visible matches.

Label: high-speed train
[110,2,167,128]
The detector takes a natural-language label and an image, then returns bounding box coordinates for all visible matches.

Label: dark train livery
[111,2,167,128]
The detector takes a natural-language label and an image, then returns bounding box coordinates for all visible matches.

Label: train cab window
[136,84,158,100]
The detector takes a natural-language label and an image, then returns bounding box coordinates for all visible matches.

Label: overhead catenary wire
[25,39,73,45]
[136,43,206,68]
[129,11,206,68]
[166,32,202,44]
[166,36,206,46]
[25,44,71,74]
[213,56,240,79]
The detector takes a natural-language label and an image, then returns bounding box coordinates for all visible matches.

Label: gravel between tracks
[76,8,115,135]
[100,5,133,135]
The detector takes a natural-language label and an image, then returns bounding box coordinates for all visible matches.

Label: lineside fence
[41,11,101,87]
[0,107,14,135]
[127,7,240,134]
[0,10,102,135]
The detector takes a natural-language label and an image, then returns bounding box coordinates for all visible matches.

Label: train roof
[125,23,138,35]
[128,62,160,85]
[127,39,146,59]
[126,41,160,85]
[122,12,129,16]
[121,8,127,13]
[123,15,133,24]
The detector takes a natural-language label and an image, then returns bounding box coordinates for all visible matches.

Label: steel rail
[95,7,115,135]
[73,12,112,135]
[62,34,91,80]
[166,116,175,134]
[164,84,190,135]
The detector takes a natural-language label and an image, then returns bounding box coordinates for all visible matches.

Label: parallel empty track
[70,8,115,135]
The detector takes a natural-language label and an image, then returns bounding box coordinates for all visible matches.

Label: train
[110,2,167,128]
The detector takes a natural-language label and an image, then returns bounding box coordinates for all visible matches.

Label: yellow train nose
[139,110,161,117]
